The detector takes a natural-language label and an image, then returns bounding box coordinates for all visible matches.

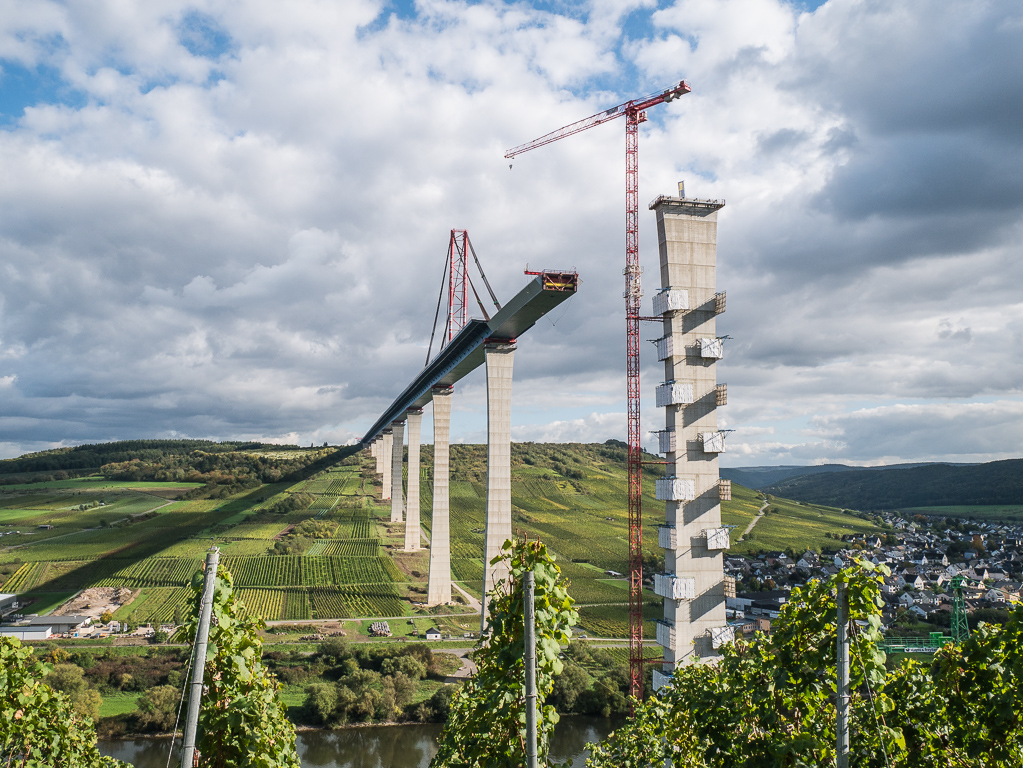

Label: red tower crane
[505,80,692,701]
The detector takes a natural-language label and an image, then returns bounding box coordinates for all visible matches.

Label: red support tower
[448,230,470,342]
[506,81,691,702]
[623,110,645,700]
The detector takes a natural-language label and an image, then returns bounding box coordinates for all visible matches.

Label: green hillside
[0,440,882,639]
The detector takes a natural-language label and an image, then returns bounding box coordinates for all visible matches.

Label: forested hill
[0,439,268,474]
[0,439,349,489]
[766,458,1023,509]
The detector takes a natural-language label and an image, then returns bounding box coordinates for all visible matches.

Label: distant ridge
[722,465,854,489]
[720,461,968,490]
[759,458,1023,510]
[0,439,275,475]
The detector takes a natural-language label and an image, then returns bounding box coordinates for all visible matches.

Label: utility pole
[524,569,538,768]
[836,581,850,768]
[181,547,220,768]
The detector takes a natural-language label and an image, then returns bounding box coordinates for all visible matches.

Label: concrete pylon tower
[404,409,424,551]
[380,430,393,500]
[649,190,730,688]
[427,386,453,605]
[390,420,405,523]
[481,342,516,630]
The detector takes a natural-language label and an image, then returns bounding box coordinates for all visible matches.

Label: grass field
[902,505,1023,522]
[721,482,763,531]
[729,495,880,556]
[98,693,143,718]
[17,590,79,615]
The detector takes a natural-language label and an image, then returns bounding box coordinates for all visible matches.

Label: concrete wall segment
[427,388,453,606]
[390,420,405,523]
[481,343,515,631]
[404,410,423,551]
[381,431,393,500]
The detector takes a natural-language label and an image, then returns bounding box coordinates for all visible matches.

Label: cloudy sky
[1,0,1021,466]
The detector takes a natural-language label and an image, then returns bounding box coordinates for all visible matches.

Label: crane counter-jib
[359,271,578,445]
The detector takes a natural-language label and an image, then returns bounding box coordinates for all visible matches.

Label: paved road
[451,583,481,611]
[264,609,478,627]
[738,496,770,541]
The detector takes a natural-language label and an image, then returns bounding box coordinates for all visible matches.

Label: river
[99,716,621,767]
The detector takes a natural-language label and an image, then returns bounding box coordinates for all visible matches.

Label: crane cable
[849,621,893,768]
[466,272,491,322]
[165,628,197,768]
[466,237,501,311]
[425,248,452,367]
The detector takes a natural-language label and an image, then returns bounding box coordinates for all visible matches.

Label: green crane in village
[877,573,972,654]
[951,574,970,644]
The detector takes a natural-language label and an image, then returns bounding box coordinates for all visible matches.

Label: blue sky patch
[0,60,85,126]
[177,10,234,59]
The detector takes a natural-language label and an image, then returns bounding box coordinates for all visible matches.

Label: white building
[0,625,52,641]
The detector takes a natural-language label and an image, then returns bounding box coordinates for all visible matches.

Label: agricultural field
[306,538,380,557]
[720,482,764,531]
[901,505,1023,522]
[113,587,191,623]
[729,495,882,556]
[237,589,311,621]
[576,603,659,639]
[0,440,879,636]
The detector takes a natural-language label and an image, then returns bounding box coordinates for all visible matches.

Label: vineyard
[237,588,311,621]
[306,539,380,557]
[332,512,373,539]
[217,556,403,587]
[308,585,405,619]
[0,440,876,637]
[1,562,35,592]
[113,587,191,623]
[576,603,658,639]
[225,522,289,539]
[95,557,203,588]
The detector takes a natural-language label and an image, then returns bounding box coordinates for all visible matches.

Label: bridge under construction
[360,247,578,625]
[359,80,732,696]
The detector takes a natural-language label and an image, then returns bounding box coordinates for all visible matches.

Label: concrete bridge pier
[380,430,393,500]
[481,341,516,630]
[390,420,405,523]
[404,409,424,551]
[427,386,453,605]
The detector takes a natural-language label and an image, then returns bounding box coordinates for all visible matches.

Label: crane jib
[501,77,691,707]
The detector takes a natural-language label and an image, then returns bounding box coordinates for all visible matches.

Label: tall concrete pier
[404,409,423,551]
[649,191,730,685]
[481,342,515,628]
[390,419,405,523]
[427,386,453,605]
[380,430,393,500]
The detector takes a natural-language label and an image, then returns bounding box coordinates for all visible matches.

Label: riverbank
[99,716,622,768]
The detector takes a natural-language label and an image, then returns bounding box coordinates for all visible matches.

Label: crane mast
[506,80,692,702]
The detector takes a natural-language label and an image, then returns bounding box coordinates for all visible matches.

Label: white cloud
[0,0,1021,466]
